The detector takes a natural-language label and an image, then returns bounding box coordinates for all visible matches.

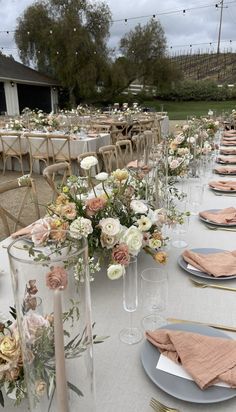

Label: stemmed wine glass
[119,257,142,345]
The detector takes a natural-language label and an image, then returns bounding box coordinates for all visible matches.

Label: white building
[0,54,59,116]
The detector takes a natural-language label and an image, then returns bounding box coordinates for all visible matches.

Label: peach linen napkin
[146,329,236,389]
[215,166,236,174]
[220,148,236,155]
[223,131,236,137]
[208,180,236,191]
[182,249,236,277]
[223,135,236,139]
[221,140,236,146]
[217,156,236,164]
[199,207,236,224]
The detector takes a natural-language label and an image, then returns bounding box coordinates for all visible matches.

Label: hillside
[171,53,236,83]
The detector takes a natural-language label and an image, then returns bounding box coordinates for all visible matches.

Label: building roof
[0,54,59,86]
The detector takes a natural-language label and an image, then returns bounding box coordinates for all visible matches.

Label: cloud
[1,0,236,60]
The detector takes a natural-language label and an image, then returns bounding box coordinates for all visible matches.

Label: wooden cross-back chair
[116,139,133,169]
[25,133,50,175]
[98,145,118,173]
[43,162,72,200]
[48,135,71,165]
[0,132,27,175]
[131,133,146,165]
[0,178,40,238]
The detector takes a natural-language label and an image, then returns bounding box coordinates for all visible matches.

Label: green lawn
[143,100,236,120]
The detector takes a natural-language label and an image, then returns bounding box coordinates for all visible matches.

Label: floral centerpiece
[5,119,24,131]
[36,157,168,280]
[166,133,191,177]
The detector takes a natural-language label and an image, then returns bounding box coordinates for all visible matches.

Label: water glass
[141,268,168,331]
[119,257,142,344]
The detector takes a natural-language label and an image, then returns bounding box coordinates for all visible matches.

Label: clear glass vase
[7,231,95,412]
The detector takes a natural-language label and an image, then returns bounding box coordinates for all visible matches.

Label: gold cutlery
[167,318,236,333]
[190,277,236,292]
[150,397,180,412]
[204,224,236,232]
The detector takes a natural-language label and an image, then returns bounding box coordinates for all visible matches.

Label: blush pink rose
[46,266,68,290]
[61,203,77,220]
[112,243,130,266]
[31,218,52,246]
[86,197,107,217]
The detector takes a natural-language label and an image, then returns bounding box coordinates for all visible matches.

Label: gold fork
[190,277,236,292]
[149,397,180,412]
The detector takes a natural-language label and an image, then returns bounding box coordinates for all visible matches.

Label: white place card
[156,354,230,388]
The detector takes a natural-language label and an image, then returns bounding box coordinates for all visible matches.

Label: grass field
[143,100,236,120]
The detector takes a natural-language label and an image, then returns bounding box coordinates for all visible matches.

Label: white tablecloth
[1,176,236,411]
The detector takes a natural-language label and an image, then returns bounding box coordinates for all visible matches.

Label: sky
[1,0,236,61]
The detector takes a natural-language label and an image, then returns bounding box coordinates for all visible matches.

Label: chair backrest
[49,135,71,163]
[110,124,128,144]
[43,162,72,199]
[98,145,118,173]
[116,139,133,169]
[77,151,100,176]
[0,177,40,237]
[131,133,146,164]
[90,124,111,133]
[0,133,25,156]
[26,134,50,174]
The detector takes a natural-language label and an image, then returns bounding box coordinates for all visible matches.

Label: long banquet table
[1,176,236,411]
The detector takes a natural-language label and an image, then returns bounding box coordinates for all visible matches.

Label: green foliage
[15,0,112,104]
[157,80,234,101]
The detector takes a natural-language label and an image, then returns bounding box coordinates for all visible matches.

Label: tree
[15,0,112,104]
[119,19,181,91]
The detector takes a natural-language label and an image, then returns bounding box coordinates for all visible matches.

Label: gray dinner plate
[141,323,236,403]
[209,186,236,194]
[177,247,236,280]
[199,209,236,227]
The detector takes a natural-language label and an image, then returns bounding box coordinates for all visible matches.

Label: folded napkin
[223,131,236,137]
[11,225,33,238]
[146,329,236,389]
[217,156,236,164]
[182,249,236,277]
[220,148,236,155]
[209,180,236,191]
[199,207,236,224]
[223,134,236,139]
[221,140,236,146]
[215,166,236,174]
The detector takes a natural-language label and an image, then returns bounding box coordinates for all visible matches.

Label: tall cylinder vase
[7,231,95,412]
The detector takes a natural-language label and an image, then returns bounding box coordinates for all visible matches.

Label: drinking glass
[141,267,168,331]
[119,257,142,344]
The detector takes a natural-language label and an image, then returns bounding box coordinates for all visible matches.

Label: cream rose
[130,200,148,214]
[122,226,143,256]
[107,264,125,280]
[112,169,129,182]
[99,218,120,237]
[0,335,20,361]
[22,313,49,342]
[80,156,98,170]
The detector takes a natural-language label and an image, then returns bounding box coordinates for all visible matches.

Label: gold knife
[167,318,236,333]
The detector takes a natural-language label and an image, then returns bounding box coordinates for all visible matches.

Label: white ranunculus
[99,218,120,237]
[70,217,93,239]
[137,216,152,232]
[130,200,148,214]
[107,264,125,280]
[122,226,143,256]
[95,172,108,181]
[80,156,98,170]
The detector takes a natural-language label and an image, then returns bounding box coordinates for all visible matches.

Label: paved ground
[0,120,180,238]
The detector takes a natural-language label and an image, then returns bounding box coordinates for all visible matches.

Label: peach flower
[46,266,68,290]
[112,243,130,266]
[154,251,168,264]
[50,221,69,242]
[61,203,77,220]
[86,197,107,217]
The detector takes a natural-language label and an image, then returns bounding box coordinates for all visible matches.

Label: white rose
[95,172,108,181]
[182,125,189,131]
[70,217,93,239]
[130,200,148,214]
[137,216,152,231]
[107,264,125,280]
[122,226,143,256]
[80,156,98,170]
[149,238,162,249]
[99,218,120,236]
